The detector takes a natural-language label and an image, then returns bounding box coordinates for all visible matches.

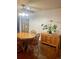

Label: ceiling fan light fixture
[19,12,29,17]
[26,6,30,10]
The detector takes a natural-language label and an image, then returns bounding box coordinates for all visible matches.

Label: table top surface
[17,32,36,39]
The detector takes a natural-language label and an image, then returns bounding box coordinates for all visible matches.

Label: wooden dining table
[17,32,36,51]
[17,32,36,39]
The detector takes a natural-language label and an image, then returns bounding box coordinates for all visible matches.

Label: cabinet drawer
[51,36,58,46]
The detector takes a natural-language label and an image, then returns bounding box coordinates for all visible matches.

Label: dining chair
[17,39,24,53]
[30,30,37,34]
[26,33,40,56]
[33,33,40,57]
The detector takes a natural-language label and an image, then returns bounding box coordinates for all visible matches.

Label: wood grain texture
[17,32,35,39]
[17,42,61,59]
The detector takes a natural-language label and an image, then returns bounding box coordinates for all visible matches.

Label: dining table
[17,32,36,52]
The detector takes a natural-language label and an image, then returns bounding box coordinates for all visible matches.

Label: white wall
[29,8,61,34]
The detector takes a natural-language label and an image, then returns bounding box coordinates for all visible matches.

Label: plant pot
[48,31,52,34]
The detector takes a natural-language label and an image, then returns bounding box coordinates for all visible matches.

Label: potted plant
[41,20,57,34]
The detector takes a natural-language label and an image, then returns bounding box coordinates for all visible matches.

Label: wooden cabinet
[41,32,60,47]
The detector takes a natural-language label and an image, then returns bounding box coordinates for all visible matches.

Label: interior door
[17,15,29,32]
[21,16,29,32]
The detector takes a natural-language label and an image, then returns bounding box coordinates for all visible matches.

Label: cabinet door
[51,35,59,47]
[46,35,51,44]
[41,34,45,43]
[53,36,57,45]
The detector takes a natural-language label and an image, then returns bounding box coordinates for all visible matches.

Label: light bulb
[19,13,29,16]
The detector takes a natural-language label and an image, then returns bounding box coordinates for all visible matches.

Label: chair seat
[17,45,23,53]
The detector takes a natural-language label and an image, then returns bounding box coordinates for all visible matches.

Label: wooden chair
[28,33,40,56]
[33,33,40,56]
[17,39,24,53]
[30,30,37,34]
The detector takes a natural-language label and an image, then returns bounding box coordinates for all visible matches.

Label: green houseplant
[41,20,57,34]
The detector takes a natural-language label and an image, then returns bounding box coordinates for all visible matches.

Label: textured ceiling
[17,0,61,10]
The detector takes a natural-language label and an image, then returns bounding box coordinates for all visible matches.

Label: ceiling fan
[19,5,38,14]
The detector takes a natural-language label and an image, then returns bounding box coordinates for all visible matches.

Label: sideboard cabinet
[41,32,60,47]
